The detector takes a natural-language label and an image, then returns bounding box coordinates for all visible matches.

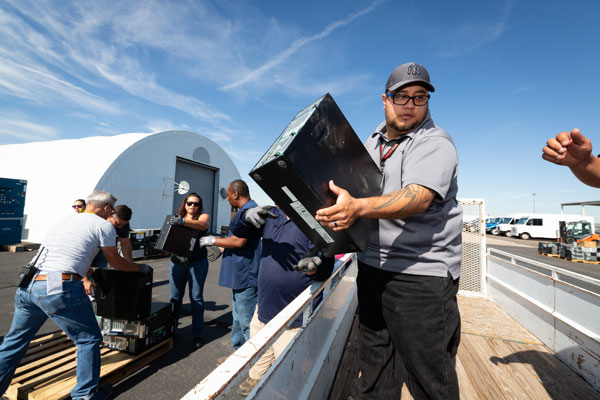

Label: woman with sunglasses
[168,192,210,349]
[72,199,86,213]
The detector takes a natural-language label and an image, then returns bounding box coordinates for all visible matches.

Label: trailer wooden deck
[331,295,600,399]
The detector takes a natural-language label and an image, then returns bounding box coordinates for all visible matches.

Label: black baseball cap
[385,62,435,93]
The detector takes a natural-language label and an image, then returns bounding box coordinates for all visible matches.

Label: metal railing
[487,247,600,390]
[180,254,357,399]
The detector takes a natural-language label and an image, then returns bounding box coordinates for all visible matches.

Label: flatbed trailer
[180,200,600,399]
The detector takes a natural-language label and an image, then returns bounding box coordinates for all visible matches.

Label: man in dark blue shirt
[230,204,333,395]
[200,180,261,349]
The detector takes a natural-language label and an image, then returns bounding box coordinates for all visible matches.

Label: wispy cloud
[438,0,513,58]
[0,0,231,125]
[492,121,521,135]
[0,0,383,144]
[144,119,182,134]
[219,0,384,91]
[0,112,59,144]
[0,57,121,115]
[513,85,535,94]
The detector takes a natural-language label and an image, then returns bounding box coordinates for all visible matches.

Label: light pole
[532,193,536,213]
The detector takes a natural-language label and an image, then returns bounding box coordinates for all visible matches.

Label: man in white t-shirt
[0,191,151,400]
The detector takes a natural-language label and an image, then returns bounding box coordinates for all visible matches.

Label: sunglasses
[72,205,84,209]
[186,201,200,207]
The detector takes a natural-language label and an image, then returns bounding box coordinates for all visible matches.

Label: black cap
[386,62,435,93]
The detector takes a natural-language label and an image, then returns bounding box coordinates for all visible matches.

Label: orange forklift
[558,220,599,244]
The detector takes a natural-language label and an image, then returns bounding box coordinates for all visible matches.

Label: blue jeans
[169,259,209,338]
[230,286,258,349]
[0,280,102,400]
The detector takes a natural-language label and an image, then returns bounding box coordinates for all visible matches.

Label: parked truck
[485,217,502,235]
[497,214,526,236]
[510,213,595,240]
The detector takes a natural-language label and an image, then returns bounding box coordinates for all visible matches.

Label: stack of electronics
[129,228,163,259]
[143,229,163,257]
[93,268,174,355]
[0,177,27,246]
[97,302,174,355]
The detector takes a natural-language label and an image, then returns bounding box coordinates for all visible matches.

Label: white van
[497,214,527,237]
[510,213,595,240]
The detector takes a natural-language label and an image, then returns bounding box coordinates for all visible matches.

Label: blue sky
[1,0,599,220]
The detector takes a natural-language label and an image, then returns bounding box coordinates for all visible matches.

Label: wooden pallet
[537,252,560,258]
[565,258,600,264]
[5,331,173,400]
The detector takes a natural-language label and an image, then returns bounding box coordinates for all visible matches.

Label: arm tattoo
[374,185,421,211]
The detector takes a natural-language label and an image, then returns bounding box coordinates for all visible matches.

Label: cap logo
[407,64,420,76]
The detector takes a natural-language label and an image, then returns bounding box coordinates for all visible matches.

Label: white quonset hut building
[0,130,241,243]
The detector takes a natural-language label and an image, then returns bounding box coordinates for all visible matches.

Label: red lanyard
[379,142,400,168]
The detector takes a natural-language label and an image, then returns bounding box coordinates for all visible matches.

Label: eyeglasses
[72,205,84,209]
[186,201,200,207]
[386,93,430,106]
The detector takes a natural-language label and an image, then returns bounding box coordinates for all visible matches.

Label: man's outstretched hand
[542,128,592,167]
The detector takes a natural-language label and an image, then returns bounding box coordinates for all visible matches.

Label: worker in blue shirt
[200,180,261,349]
[230,205,334,395]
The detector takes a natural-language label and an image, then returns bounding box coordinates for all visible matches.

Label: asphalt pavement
[486,235,600,281]
[0,250,238,400]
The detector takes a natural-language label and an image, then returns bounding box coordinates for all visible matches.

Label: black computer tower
[93,268,152,320]
[102,324,173,355]
[153,215,200,257]
[97,302,174,338]
[249,93,382,256]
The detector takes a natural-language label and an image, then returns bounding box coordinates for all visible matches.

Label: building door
[173,157,217,233]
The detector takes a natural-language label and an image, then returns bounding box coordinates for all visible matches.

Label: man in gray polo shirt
[316,62,462,399]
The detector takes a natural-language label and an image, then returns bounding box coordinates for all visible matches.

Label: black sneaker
[91,384,113,400]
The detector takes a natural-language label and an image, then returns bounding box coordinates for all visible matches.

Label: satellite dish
[175,180,190,195]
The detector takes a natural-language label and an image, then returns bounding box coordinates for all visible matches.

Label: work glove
[138,264,153,275]
[293,256,322,275]
[199,236,217,247]
[245,205,277,228]
[169,214,185,226]
[207,246,223,262]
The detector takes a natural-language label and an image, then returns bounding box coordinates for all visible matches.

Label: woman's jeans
[169,258,209,338]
